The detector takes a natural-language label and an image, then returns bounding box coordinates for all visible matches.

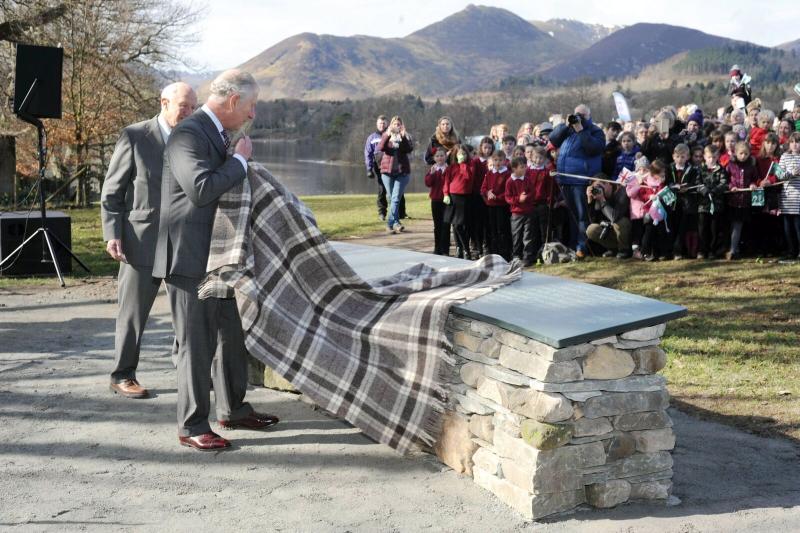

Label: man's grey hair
[209,69,259,101]
[574,104,591,118]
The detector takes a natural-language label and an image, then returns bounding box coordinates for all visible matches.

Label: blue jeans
[381,173,410,228]
[561,184,589,252]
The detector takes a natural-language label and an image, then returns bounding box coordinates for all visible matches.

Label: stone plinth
[437,317,676,521]
[305,243,685,521]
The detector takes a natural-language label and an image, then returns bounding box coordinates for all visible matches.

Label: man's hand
[571,121,584,133]
[235,136,253,160]
[106,239,127,263]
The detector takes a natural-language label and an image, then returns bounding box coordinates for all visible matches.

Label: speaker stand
[0,116,90,287]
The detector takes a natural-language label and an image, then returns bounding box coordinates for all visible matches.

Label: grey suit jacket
[152,109,247,279]
[100,116,164,267]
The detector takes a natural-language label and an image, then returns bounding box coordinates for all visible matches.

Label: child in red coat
[425,148,450,255]
[469,138,493,257]
[525,146,556,253]
[443,145,475,259]
[481,150,511,259]
[748,110,774,156]
[505,157,537,266]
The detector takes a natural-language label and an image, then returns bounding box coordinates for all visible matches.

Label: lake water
[252,140,428,196]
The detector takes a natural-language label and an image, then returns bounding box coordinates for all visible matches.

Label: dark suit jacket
[100,116,164,267]
[152,109,247,279]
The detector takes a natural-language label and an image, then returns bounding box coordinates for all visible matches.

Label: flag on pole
[766,162,787,182]
[617,167,635,184]
[612,92,632,122]
[657,186,676,207]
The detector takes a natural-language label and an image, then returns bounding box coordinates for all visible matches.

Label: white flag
[612,92,632,122]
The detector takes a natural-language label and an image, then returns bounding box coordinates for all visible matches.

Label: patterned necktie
[220,129,231,151]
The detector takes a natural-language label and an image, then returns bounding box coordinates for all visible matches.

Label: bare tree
[1,0,199,206]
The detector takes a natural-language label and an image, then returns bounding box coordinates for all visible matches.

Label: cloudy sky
[186,0,799,71]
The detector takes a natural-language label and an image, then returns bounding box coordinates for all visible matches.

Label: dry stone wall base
[435,316,675,521]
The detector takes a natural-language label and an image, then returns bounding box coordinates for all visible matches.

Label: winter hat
[538,122,554,134]
[634,153,650,172]
[729,64,741,77]
[687,109,704,127]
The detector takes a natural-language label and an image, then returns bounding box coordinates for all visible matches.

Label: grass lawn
[541,259,800,442]
[0,193,432,283]
[2,194,798,442]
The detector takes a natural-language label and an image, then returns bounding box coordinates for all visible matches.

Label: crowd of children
[421,90,800,264]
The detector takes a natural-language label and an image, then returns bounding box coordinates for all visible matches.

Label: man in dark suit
[101,82,197,398]
[153,69,278,451]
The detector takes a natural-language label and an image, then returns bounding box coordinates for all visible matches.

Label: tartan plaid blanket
[199,163,521,454]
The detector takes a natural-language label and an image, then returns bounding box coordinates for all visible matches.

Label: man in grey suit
[153,69,278,451]
[101,82,197,399]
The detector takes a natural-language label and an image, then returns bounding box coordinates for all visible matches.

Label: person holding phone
[641,111,679,166]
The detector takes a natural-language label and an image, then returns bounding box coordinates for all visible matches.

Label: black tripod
[0,83,90,286]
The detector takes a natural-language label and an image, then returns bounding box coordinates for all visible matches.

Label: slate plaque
[332,242,687,348]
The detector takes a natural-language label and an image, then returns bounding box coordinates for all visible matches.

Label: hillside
[219,6,787,101]
[530,18,621,50]
[543,23,747,82]
[777,38,800,54]
[236,33,434,100]
[235,4,568,100]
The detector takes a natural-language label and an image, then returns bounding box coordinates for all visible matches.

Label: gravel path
[1,236,799,531]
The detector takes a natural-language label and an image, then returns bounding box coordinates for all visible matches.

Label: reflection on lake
[252,139,428,196]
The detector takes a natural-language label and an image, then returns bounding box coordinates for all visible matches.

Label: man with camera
[585,174,632,259]
[548,104,606,259]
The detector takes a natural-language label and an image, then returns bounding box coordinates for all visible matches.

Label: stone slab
[332,242,687,348]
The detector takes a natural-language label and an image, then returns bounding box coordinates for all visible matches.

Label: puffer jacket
[549,117,605,186]
[378,133,413,176]
[626,171,663,220]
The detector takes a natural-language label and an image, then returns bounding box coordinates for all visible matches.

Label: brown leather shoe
[109,379,148,399]
[219,412,280,431]
[179,431,231,451]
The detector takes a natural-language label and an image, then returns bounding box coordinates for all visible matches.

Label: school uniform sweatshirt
[471,157,489,196]
[424,165,447,201]
[443,161,474,196]
[525,163,556,206]
[480,166,510,207]
[504,173,535,215]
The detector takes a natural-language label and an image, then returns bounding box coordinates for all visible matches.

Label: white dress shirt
[201,104,248,173]
[157,114,171,142]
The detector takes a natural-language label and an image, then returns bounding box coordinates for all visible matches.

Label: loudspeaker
[0,211,72,275]
[13,44,63,119]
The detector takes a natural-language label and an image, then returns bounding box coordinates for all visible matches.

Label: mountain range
[221,4,796,100]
